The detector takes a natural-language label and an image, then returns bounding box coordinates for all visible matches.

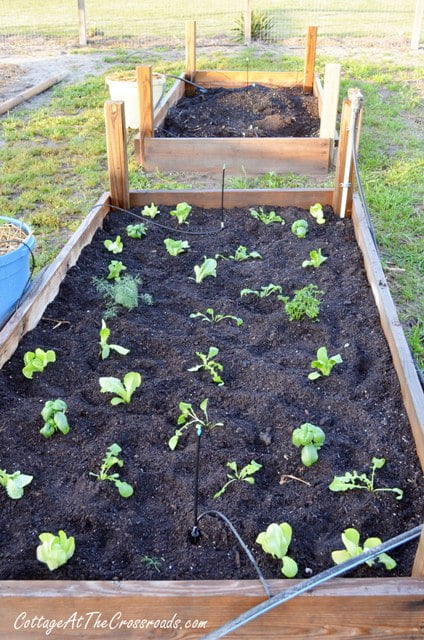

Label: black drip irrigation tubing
[164,74,208,94]
[199,524,423,640]
[351,106,424,390]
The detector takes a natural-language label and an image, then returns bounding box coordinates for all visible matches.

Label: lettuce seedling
[104,235,123,254]
[216,245,262,262]
[22,348,56,379]
[291,219,308,238]
[302,248,328,268]
[107,260,127,281]
[280,284,324,321]
[188,346,224,386]
[126,223,147,239]
[329,457,403,500]
[169,202,192,224]
[213,460,262,499]
[192,257,217,284]
[141,203,160,218]
[99,371,142,405]
[240,283,283,298]
[256,522,298,578]
[190,308,243,327]
[0,469,33,499]
[90,443,134,498]
[99,319,130,360]
[249,207,284,225]
[40,399,69,438]
[292,423,325,466]
[168,398,224,450]
[331,528,396,570]
[164,238,190,256]
[309,203,326,224]
[308,346,343,380]
[36,530,75,571]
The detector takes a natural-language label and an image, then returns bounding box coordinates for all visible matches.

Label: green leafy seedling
[107,260,127,281]
[213,460,262,499]
[309,203,326,224]
[192,257,217,284]
[256,522,298,578]
[308,346,343,380]
[169,202,192,225]
[292,423,325,466]
[99,371,142,405]
[302,249,328,269]
[188,346,224,386]
[279,284,324,321]
[22,348,56,379]
[104,236,123,254]
[249,207,284,225]
[190,308,243,327]
[90,443,134,498]
[216,245,262,262]
[140,555,163,572]
[0,469,33,499]
[168,398,224,450]
[291,219,308,238]
[164,238,190,256]
[331,528,396,570]
[240,283,283,298]
[36,530,75,571]
[126,223,147,238]
[40,399,69,438]
[329,457,403,500]
[99,319,130,360]
[141,203,160,218]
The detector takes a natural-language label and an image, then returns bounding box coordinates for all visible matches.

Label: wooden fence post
[137,66,154,166]
[244,0,252,45]
[303,26,317,94]
[412,527,424,576]
[332,88,363,218]
[411,0,424,49]
[104,101,129,210]
[185,20,197,97]
[320,63,341,139]
[77,0,87,46]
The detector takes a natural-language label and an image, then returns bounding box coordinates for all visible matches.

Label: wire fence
[0,0,421,52]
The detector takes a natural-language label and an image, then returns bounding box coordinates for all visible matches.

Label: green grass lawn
[0,47,422,368]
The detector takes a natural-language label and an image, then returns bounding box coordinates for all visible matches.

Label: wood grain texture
[332,97,352,216]
[1,579,423,639]
[0,194,110,369]
[137,65,153,165]
[129,188,334,210]
[313,72,324,118]
[320,63,341,139]
[352,195,424,470]
[185,20,196,97]
[0,73,67,116]
[303,26,318,93]
[193,70,304,88]
[412,528,424,577]
[104,101,129,209]
[140,137,331,175]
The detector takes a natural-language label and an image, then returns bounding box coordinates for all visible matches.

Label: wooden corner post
[137,65,154,166]
[303,26,317,94]
[320,63,341,139]
[332,88,363,218]
[185,20,197,97]
[104,100,129,210]
[412,527,424,577]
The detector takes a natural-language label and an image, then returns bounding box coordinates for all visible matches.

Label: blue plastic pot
[0,216,35,328]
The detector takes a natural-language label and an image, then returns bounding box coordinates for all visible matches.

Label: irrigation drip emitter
[199,523,423,640]
[189,425,202,545]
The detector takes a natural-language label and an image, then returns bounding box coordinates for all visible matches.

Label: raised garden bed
[0,100,423,639]
[134,25,341,175]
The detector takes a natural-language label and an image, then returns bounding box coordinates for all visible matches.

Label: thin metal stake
[189,425,202,543]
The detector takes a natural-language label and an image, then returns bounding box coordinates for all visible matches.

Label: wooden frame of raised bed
[134,24,341,175]
[0,98,423,639]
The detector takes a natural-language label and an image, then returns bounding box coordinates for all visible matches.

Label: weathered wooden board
[193,70,304,89]
[0,579,423,639]
[136,137,331,174]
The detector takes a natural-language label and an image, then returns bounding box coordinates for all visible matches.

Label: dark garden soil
[0,204,423,582]
[155,86,320,138]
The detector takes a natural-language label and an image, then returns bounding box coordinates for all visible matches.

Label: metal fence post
[244,0,252,45]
